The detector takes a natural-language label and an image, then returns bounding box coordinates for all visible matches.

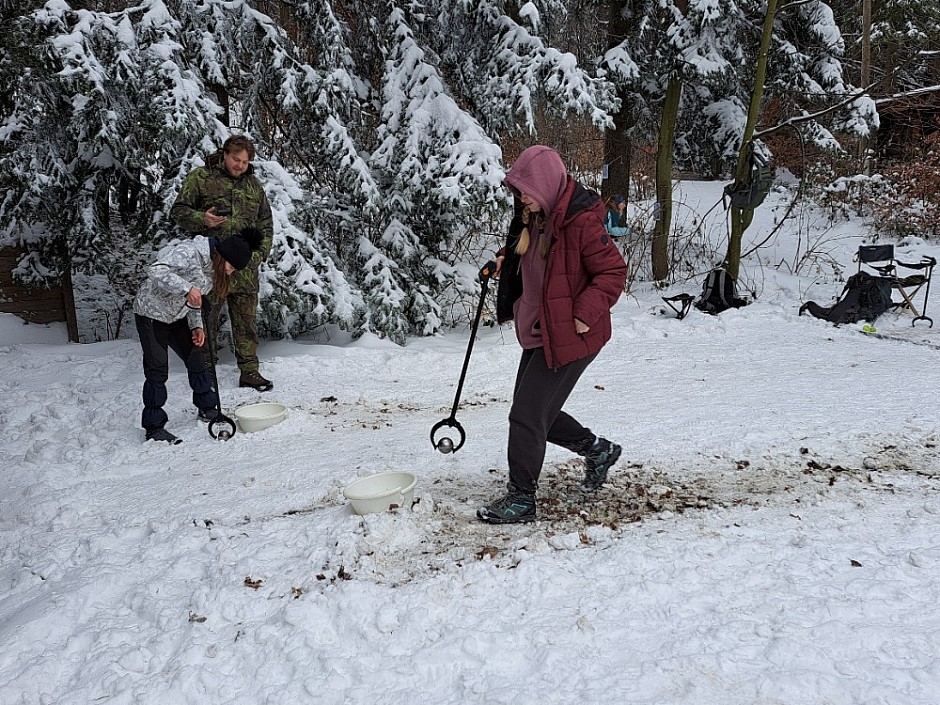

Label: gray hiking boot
[477,489,536,524]
[582,437,622,491]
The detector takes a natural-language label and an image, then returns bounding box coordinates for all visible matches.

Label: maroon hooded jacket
[497,146,628,368]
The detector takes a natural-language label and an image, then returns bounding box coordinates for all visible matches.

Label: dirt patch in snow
[321,437,940,587]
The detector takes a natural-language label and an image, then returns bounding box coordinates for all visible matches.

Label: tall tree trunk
[210,82,231,127]
[604,111,633,203]
[651,0,687,283]
[725,0,778,280]
[653,73,682,282]
[858,0,872,172]
[603,0,633,203]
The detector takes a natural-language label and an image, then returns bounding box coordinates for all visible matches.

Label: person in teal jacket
[604,194,631,238]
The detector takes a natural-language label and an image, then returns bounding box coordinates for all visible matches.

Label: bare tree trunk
[210,82,231,127]
[602,1,633,202]
[726,0,778,280]
[858,0,872,172]
[651,0,687,283]
[604,115,633,202]
[653,74,682,282]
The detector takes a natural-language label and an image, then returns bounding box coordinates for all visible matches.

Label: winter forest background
[1,0,938,344]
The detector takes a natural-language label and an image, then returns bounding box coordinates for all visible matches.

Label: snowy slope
[2,184,940,705]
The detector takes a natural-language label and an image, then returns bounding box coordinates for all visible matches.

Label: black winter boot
[146,428,182,445]
[582,437,622,491]
[198,408,220,423]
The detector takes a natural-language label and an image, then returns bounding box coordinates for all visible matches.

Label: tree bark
[725,0,778,280]
[602,1,633,203]
[858,0,872,171]
[651,0,688,283]
[653,73,682,282]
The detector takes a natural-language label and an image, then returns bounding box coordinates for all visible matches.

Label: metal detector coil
[430,417,465,454]
[430,260,496,454]
[201,299,238,441]
[208,415,236,440]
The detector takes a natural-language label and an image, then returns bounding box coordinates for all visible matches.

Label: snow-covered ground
[2,183,940,704]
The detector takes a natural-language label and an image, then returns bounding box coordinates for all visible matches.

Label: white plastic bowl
[233,402,288,433]
[343,471,417,515]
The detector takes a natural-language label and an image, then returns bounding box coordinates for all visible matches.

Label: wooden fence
[0,245,79,342]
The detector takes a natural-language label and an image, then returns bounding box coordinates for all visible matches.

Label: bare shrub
[870,133,940,240]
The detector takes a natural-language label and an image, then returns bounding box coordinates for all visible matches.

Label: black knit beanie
[215,236,252,270]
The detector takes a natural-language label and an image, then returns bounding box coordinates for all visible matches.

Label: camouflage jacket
[133,236,213,329]
[170,151,274,275]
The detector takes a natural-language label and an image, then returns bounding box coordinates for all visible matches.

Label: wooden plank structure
[0,245,79,342]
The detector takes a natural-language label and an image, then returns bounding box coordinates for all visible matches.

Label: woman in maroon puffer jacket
[478,145,629,525]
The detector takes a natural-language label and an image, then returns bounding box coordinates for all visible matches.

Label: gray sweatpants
[508,347,598,494]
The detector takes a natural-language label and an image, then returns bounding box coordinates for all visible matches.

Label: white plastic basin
[343,471,417,515]
[233,402,288,433]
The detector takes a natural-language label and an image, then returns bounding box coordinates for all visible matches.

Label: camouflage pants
[204,270,260,373]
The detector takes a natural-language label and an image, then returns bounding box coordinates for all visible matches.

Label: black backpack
[694,268,749,315]
[799,271,893,325]
[723,145,773,211]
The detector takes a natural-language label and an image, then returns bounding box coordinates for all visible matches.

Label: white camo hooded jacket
[133,236,213,329]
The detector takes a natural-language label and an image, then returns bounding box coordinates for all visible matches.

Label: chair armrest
[895,256,936,271]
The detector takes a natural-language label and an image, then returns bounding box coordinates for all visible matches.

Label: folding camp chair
[662,293,694,320]
[855,244,936,327]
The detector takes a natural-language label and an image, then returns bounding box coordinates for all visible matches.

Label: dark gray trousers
[508,347,597,493]
[136,314,216,431]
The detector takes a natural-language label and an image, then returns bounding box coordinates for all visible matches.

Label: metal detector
[430,260,497,454]
[201,299,237,440]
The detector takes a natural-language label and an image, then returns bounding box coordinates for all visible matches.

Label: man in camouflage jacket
[170,134,275,391]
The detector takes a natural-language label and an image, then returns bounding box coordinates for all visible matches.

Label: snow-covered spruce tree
[1,0,616,342]
[302,0,616,342]
[0,1,227,338]
[602,0,875,171]
[161,0,370,340]
[597,0,875,279]
[232,0,615,342]
[724,0,879,279]
[829,0,940,96]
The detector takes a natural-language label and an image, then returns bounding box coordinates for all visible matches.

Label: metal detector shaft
[201,299,237,440]
[447,263,495,417]
[430,260,496,453]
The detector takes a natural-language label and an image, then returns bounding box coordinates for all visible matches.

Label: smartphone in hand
[214,206,231,216]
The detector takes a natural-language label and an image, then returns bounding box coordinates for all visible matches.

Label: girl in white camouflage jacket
[132,232,257,444]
